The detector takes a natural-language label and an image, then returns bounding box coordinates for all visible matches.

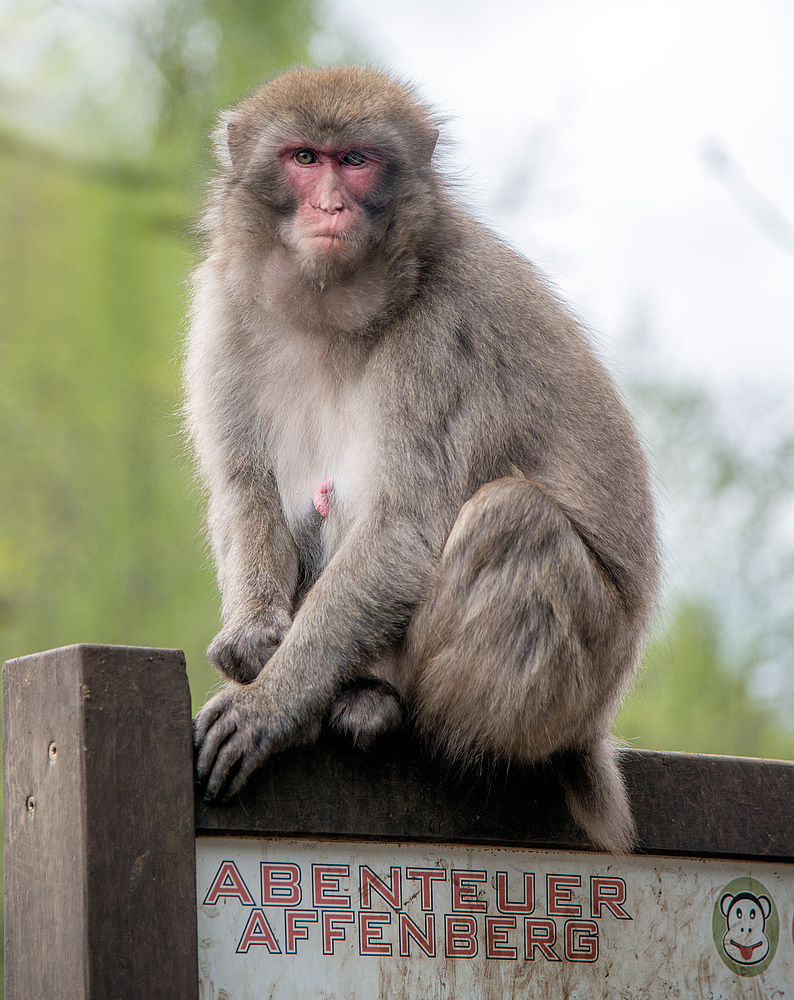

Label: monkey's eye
[294,150,318,165]
[341,150,367,166]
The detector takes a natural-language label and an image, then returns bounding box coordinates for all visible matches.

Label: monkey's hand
[207,611,292,684]
[194,678,321,802]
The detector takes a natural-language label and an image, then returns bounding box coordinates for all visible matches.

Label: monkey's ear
[213,112,246,168]
[424,128,440,163]
[226,119,246,165]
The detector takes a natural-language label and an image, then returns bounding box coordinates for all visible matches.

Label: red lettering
[451,870,487,912]
[399,913,436,957]
[285,910,318,953]
[322,910,355,955]
[312,865,351,908]
[203,860,256,906]
[445,914,478,958]
[261,864,302,907]
[359,912,392,955]
[524,919,561,961]
[496,872,535,914]
[360,866,402,910]
[564,919,599,962]
[405,868,447,910]
[485,916,517,959]
[547,875,582,916]
[236,909,281,954]
[590,877,631,919]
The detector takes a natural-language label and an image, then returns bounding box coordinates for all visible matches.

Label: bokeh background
[1,0,793,984]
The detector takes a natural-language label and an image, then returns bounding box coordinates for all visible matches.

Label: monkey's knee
[327,679,405,750]
[406,476,627,760]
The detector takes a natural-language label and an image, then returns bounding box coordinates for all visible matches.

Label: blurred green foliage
[616,325,794,760]
[618,603,794,759]
[0,143,218,700]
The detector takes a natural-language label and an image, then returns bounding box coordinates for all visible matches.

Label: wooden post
[3,645,199,1000]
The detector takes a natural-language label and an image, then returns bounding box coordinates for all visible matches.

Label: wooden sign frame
[4,645,793,999]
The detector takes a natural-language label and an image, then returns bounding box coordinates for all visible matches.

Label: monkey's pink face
[278,145,382,273]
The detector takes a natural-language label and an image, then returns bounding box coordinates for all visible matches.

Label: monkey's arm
[194,511,436,800]
[205,468,300,683]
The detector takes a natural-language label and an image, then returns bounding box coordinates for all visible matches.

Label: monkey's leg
[404,476,640,853]
[205,469,300,684]
[195,514,437,800]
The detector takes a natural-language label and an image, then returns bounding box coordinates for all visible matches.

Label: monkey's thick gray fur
[186,66,659,854]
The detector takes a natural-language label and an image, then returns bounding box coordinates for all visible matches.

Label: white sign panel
[196,837,794,999]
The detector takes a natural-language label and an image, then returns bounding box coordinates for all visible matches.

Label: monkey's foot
[194,680,320,801]
[328,679,404,750]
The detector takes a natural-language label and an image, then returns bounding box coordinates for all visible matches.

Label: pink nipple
[312,478,334,517]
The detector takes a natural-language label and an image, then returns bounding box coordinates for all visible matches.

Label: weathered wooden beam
[3,645,199,1000]
[195,737,794,862]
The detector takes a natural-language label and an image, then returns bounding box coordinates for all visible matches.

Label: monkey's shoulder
[411,224,590,352]
[384,228,609,409]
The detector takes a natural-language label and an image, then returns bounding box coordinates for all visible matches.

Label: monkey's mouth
[308,232,354,254]
[311,231,348,242]
[729,939,763,962]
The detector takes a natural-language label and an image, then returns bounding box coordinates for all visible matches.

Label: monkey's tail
[554,735,636,855]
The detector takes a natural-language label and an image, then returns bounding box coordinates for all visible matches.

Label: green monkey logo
[712,877,779,977]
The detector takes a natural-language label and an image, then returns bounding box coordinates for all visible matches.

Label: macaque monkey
[186,66,658,853]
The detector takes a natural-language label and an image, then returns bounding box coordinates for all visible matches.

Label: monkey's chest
[250,324,376,560]
[265,392,374,561]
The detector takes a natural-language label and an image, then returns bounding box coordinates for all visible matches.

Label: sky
[320,0,794,391]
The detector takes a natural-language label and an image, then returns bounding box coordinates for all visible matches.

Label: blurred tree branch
[703,140,794,257]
